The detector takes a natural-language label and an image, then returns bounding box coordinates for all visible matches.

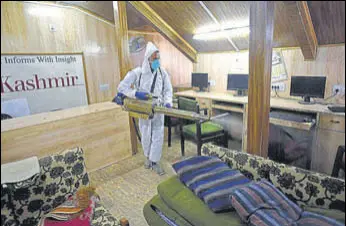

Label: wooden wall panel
[280,46,345,103]
[193,45,345,104]
[128,31,193,87]
[1,1,121,104]
[1,102,132,172]
[194,51,249,92]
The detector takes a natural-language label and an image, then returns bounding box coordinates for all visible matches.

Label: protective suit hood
[142,42,159,74]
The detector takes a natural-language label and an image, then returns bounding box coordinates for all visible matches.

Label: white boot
[152,162,165,176]
[144,158,152,169]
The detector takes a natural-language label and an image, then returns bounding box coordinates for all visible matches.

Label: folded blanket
[39,194,99,226]
[231,179,344,226]
[172,156,251,212]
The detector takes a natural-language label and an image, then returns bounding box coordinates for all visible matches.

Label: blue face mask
[151,59,160,71]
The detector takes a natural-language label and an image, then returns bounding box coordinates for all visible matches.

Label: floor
[89,134,197,226]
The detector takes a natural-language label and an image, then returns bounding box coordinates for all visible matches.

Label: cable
[324,92,338,100]
[314,92,338,105]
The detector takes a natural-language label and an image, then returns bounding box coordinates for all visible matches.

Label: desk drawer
[196,98,212,109]
[318,114,345,132]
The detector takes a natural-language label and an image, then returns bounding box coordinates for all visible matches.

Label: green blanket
[143,195,193,226]
[157,176,244,226]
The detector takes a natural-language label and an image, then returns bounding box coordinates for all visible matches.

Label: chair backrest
[177,97,200,125]
[177,97,199,113]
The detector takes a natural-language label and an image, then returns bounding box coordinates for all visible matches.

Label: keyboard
[328,105,345,113]
[270,111,313,123]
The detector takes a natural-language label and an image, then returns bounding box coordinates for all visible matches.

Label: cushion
[172,156,251,212]
[9,147,90,226]
[270,162,345,212]
[231,179,303,224]
[157,176,244,226]
[183,121,224,138]
[201,143,274,181]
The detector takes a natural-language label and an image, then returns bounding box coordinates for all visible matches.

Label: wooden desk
[175,90,345,115]
[1,102,132,172]
[175,90,345,175]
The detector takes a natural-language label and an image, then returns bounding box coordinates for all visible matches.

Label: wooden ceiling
[127,1,345,52]
[56,1,115,22]
[307,1,345,45]
[126,2,156,32]
[58,1,345,52]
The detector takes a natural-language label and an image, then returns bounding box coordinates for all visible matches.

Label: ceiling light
[193,27,250,40]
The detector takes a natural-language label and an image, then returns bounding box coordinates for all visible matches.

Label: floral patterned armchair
[1,147,121,226]
[202,143,345,213]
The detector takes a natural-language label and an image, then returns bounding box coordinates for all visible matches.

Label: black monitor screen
[192,73,208,91]
[227,74,249,90]
[290,76,326,98]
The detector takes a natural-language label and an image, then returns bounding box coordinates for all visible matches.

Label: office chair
[178,97,228,156]
[164,97,209,147]
[331,145,345,178]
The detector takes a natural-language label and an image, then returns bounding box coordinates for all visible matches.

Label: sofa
[143,143,345,226]
[1,147,123,226]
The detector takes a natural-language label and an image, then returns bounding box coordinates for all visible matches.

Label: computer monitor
[227,74,249,96]
[191,73,208,92]
[290,76,326,105]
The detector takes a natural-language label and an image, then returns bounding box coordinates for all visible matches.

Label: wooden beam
[113,1,138,155]
[128,1,197,62]
[283,1,318,60]
[247,1,275,158]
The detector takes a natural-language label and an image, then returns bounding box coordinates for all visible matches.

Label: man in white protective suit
[117,42,173,175]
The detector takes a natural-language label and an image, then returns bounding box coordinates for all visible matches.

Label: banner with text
[1,54,88,117]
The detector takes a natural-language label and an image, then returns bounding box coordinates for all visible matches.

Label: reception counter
[1,102,132,172]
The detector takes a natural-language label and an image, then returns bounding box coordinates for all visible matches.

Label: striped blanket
[231,180,344,226]
[172,156,251,212]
